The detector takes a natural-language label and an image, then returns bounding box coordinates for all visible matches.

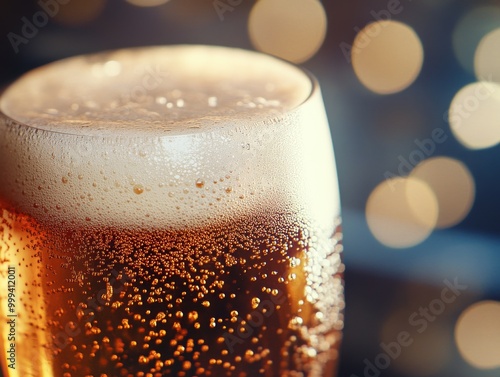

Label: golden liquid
[0,45,342,377]
[0,208,343,377]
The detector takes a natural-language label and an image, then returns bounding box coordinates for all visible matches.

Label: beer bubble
[289,257,301,267]
[133,294,142,302]
[105,281,113,300]
[76,309,85,320]
[251,297,261,309]
[133,185,145,195]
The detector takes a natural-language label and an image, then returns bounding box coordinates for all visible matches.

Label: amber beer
[0,46,343,376]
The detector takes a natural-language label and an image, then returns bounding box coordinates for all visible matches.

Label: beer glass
[0,45,343,377]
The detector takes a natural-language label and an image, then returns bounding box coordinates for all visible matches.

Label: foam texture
[0,45,340,229]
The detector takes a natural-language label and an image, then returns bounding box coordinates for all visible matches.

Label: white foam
[0,45,340,229]
[1,46,311,136]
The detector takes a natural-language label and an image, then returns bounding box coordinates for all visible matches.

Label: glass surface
[0,45,343,377]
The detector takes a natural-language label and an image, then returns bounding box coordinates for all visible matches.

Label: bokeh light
[351,20,423,95]
[366,177,438,248]
[53,0,106,26]
[455,301,500,369]
[452,6,500,74]
[410,157,475,229]
[248,0,327,63]
[474,28,500,82]
[126,0,171,7]
[448,81,500,150]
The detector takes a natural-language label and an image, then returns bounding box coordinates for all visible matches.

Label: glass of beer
[0,45,343,377]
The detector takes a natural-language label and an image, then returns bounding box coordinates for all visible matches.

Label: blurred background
[1,1,500,376]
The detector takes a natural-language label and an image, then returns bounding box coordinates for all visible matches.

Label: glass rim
[0,45,320,140]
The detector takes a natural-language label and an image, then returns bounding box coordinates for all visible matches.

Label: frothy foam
[1,46,311,136]
[0,45,340,229]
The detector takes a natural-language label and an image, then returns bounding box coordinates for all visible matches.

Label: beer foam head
[1,46,311,136]
[0,46,339,229]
